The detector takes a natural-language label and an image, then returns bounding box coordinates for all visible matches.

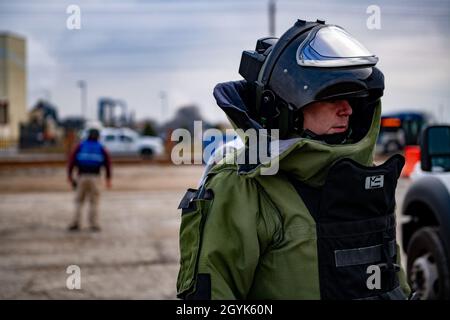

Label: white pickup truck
[92,127,163,159]
[401,125,450,300]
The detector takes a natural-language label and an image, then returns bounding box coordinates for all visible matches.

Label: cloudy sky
[0,0,449,124]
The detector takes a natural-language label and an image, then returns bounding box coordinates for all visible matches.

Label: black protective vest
[288,154,406,300]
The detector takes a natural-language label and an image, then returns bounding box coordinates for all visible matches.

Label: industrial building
[0,32,27,144]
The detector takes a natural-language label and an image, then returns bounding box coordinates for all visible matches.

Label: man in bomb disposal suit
[176,19,412,299]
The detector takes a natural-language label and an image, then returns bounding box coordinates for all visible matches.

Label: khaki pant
[72,174,101,228]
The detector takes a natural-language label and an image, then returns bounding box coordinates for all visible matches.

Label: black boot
[67,224,80,231]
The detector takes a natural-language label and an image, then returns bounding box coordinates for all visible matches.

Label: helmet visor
[297,25,378,67]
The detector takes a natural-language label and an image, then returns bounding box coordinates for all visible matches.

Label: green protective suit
[176,83,411,300]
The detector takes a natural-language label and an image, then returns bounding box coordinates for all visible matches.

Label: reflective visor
[297,26,378,67]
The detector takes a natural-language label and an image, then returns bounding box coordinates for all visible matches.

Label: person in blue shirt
[67,127,112,232]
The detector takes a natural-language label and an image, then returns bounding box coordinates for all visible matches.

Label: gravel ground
[0,164,203,299]
[0,163,411,299]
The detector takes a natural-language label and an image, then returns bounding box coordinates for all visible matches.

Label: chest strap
[334,239,396,267]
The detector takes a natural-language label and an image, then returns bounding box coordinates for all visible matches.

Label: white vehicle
[83,127,164,158]
[401,125,450,300]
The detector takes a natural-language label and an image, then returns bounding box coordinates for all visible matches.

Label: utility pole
[159,90,168,123]
[268,0,276,37]
[438,103,445,124]
[77,80,87,120]
[42,89,51,102]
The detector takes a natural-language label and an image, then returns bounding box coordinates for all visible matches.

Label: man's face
[302,99,352,135]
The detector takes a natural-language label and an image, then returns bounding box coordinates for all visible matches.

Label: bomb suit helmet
[239,19,384,140]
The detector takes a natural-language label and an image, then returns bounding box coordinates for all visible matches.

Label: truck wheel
[407,227,450,300]
[140,148,154,159]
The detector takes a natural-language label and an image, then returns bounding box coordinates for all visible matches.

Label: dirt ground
[0,163,411,299]
[0,164,203,299]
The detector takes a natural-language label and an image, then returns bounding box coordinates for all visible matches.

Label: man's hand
[68,177,77,190]
[106,179,112,189]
